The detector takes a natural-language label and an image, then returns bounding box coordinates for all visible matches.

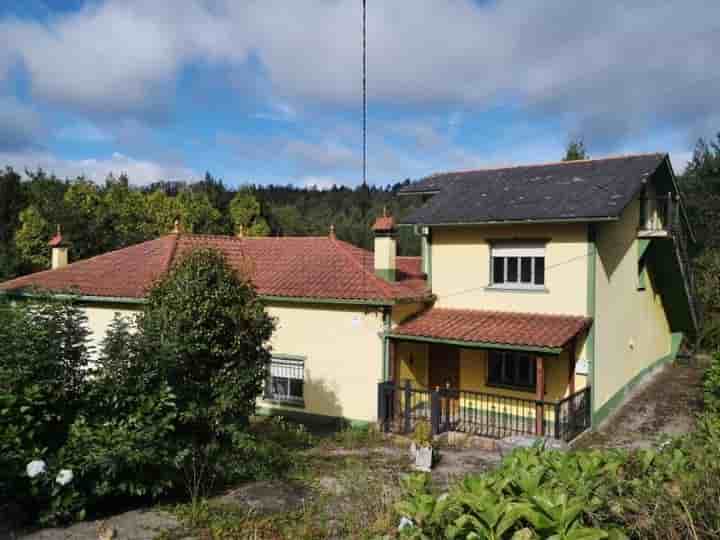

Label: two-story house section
[378,153,698,439]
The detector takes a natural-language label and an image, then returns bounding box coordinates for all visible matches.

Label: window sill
[484,285,549,294]
[263,397,306,408]
[486,382,537,394]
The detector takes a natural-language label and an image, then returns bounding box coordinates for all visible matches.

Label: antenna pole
[362,0,367,188]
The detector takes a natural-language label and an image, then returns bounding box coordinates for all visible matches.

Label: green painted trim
[638,266,647,290]
[271,353,307,362]
[398,217,619,227]
[427,228,433,291]
[255,405,370,429]
[2,290,432,308]
[421,233,429,275]
[593,332,684,426]
[375,268,397,282]
[387,333,563,354]
[638,238,651,260]
[0,290,146,305]
[586,225,597,425]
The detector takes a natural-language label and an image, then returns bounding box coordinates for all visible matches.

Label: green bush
[1,247,277,526]
[703,351,720,412]
[394,427,720,540]
[0,297,91,514]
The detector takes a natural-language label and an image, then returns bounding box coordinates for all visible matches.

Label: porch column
[389,339,397,383]
[568,338,576,395]
[535,356,545,436]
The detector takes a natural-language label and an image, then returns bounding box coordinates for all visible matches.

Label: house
[0,152,698,441]
[382,152,697,439]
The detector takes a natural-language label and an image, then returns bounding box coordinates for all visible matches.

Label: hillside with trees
[0,170,424,280]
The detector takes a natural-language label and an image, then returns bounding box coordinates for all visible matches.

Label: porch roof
[390,308,591,353]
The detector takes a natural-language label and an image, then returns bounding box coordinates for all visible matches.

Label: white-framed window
[487,350,537,391]
[266,356,304,405]
[490,241,546,289]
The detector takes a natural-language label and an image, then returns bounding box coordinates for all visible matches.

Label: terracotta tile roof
[392,308,591,350]
[0,234,429,304]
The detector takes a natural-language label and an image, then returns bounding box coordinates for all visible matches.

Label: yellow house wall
[594,198,672,410]
[81,305,140,358]
[394,341,577,401]
[260,303,386,422]
[430,223,588,315]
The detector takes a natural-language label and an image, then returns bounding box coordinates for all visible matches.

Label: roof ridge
[421,152,666,180]
[179,233,334,241]
[430,306,592,320]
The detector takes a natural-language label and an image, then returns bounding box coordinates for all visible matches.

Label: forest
[1,136,719,347]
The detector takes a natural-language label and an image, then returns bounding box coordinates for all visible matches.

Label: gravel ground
[575,362,704,450]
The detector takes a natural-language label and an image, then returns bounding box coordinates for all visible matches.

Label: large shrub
[2,247,276,525]
[138,247,275,445]
[0,296,91,515]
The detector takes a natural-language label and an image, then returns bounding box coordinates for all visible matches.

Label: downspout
[586,224,598,426]
[382,308,392,381]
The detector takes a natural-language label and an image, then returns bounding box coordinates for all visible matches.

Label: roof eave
[398,216,620,227]
[386,332,564,354]
[1,289,433,308]
[0,290,147,305]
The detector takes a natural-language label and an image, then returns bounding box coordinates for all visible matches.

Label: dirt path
[576,363,704,450]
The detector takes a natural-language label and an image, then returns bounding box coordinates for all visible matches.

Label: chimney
[372,210,397,281]
[48,225,70,270]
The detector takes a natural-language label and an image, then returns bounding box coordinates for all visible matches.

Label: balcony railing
[377,380,591,442]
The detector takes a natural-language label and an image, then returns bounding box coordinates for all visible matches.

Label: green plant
[703,352,720,412]
[412,421,433,448]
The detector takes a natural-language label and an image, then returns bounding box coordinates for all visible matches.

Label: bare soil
[575,363,704,450]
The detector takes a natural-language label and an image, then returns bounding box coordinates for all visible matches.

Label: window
[487,350,536,390]
[266,356,304,405]
[490,242,546,289]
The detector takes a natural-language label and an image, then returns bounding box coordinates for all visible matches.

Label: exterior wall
[260,303,386,422]
[81,304,140,357]
[394,340,578,401]
[79,300,389,423]
[430,223,588,315]
[594,198,672,412]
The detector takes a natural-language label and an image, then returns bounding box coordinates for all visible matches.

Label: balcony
[638,194,675,238]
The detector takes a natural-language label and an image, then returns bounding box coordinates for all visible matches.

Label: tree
[562,138,588,161]
[137,248,275,444]
[103,174,148,247]
[229,190,270,236]
[680,134,720,252]
[15,205,52,271]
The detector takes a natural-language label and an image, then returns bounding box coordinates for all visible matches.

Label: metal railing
[377,380,591,442]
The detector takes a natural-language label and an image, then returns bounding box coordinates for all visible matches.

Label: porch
[380,308,593,441]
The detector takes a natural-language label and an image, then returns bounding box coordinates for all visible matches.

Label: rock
[215,480,309,515]
[496,435,568,457]
[20,510,179,540]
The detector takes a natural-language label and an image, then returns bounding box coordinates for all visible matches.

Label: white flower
[56,469,74,486]
[398,516,414,531]
[26,460,47,478]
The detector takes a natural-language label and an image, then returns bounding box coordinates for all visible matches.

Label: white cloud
[299,176,341,190]
[0,150,197,185]
[0,96,43,151]
[0,0,717,146]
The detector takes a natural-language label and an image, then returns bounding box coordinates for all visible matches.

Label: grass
[164,416,412,540]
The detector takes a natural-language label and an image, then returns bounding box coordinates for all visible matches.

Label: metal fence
[378,380,591,442]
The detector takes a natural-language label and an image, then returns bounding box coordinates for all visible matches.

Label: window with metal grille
[490,242,546,289]
[487,350,536,391]
[266,356,304,405]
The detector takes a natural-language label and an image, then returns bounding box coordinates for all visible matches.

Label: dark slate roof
[400,153,668,225]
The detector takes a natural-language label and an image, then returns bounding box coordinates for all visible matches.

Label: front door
[428,344,460,390]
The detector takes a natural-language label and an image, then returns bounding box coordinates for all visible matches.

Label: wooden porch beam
[568,338,577,395]
[535,356,545,436]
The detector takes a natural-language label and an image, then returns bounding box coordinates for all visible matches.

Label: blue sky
[0,0,718,187]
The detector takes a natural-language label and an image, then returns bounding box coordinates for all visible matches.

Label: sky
[0,0,718,188]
